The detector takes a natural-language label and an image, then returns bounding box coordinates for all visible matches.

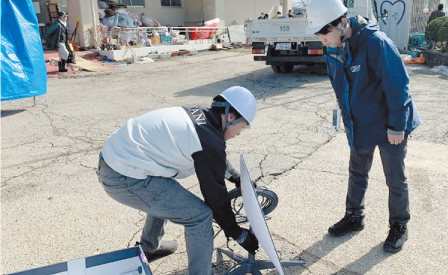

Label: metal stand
[220,183,305,274]
[217,247,305,275]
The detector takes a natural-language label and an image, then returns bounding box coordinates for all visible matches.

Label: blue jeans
[97,156,214,275]
[346,139,410,225]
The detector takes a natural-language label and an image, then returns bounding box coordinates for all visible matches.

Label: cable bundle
[228,186,279,223]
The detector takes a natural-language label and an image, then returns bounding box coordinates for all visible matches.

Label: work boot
[136,240,178,261]
[59,60,67,72]
[383,222,408,253]
[328,212,364,237]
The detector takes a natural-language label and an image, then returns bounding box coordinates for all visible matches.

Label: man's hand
[387,133,405,145]
[235,228,259,254]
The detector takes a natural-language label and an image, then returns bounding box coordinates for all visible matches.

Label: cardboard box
[150,36,161,45]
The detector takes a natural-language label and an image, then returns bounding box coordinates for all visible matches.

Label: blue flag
[1,0,47,101]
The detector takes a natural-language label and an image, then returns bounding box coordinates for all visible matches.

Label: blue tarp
[1,0,47,101]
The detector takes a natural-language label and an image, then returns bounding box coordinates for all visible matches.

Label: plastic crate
[161,34,172,44]
[409,34,426,47]
[189,23,218,40]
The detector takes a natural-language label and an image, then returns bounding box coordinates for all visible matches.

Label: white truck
[245,0,379,73]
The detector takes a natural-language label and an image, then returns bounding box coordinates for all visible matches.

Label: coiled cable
[213,186,279,238]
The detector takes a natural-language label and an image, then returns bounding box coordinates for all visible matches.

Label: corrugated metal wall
[410,0,443,34]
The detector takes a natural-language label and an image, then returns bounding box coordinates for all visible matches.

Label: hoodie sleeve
[369,34,412,132]
[192,148,243,239]
[224,158,241,187]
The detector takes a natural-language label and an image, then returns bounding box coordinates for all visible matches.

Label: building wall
[44,0,294,29]
[125,0,186,26]
[222,0,292,26]
[410,0,444,35]
[376,0,443,51]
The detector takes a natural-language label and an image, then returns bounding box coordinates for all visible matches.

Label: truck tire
[280,64,294,73]
[271,65,282,73]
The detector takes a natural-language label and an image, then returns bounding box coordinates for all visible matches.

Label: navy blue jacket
[324,16,421,150]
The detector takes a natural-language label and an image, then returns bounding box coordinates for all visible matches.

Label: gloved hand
[228,176,257,189]
[232,176,241,188]
[235,228,259,254]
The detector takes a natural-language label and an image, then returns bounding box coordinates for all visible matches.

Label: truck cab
[245,0,378,73]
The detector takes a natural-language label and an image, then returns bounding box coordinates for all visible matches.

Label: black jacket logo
[186,106,207,125]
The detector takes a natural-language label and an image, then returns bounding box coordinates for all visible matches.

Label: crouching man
[97,86,259,274]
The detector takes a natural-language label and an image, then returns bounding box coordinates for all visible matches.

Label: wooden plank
[74,56,113,72]
[50,57,113,72]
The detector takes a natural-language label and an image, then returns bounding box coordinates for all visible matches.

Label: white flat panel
[86,258,145,275]
[67,258,86,275]
[240,152,284,275]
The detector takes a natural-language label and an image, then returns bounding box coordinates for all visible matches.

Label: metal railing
[96,25,230,50]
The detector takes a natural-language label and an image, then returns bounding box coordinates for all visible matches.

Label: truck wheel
[280,64,294,73]
[271,65,281,73]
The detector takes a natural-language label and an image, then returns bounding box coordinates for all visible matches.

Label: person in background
[97,86,259,275]
[305,0,421,253]
[56,12,70,72]
[43,11,75,71]
[258,12,266,19]
[288,9,294,18]
[428,4,445,24]
[272,11,282,19]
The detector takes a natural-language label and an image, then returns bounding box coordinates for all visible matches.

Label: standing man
[56,12,69,72]
[428,4,445,24]
[288,9,294,18]
[305,0,421,253]
[272,11,282,19]
[97,86,259,274]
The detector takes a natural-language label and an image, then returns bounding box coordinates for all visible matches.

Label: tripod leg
[254,260,276,269]
[216,248,223,264]
[226,263,263,275]
[217,248,246,264]
[280,260,306,267]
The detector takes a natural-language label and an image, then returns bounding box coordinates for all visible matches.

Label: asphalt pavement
[1,48,447,274]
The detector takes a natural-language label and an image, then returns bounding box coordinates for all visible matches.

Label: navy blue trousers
[346,139,410,225]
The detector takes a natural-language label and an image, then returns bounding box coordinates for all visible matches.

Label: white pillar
[67,0,99,48]
[283,0,292,15]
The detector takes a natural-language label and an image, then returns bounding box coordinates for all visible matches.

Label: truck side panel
[245,18,321,43]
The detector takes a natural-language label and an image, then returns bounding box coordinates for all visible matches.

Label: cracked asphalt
[2,48,447,274]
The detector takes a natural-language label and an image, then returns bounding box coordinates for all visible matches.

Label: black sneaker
[383,222,408,253]
[136,240,178,261]
[328,212,365,237]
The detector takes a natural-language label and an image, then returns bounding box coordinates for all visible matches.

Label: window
[119,0,144,7]
[423,0,430,13]
[61,0,67,7]
[161,0,181,7]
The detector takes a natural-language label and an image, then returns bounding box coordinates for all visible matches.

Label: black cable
[228,186,278,223]
[213,186,279,239]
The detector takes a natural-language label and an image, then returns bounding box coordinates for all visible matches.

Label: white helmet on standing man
[305,0,348,34]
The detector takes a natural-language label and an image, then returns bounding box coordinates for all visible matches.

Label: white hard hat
[218,86,257,125]
[305,0,348,34]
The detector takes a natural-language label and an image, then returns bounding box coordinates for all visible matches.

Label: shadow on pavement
[1,109,25,117]
[263,233,362,274]
[262,235,392,275]
[173,66,328,102]
[334,243,392,274]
